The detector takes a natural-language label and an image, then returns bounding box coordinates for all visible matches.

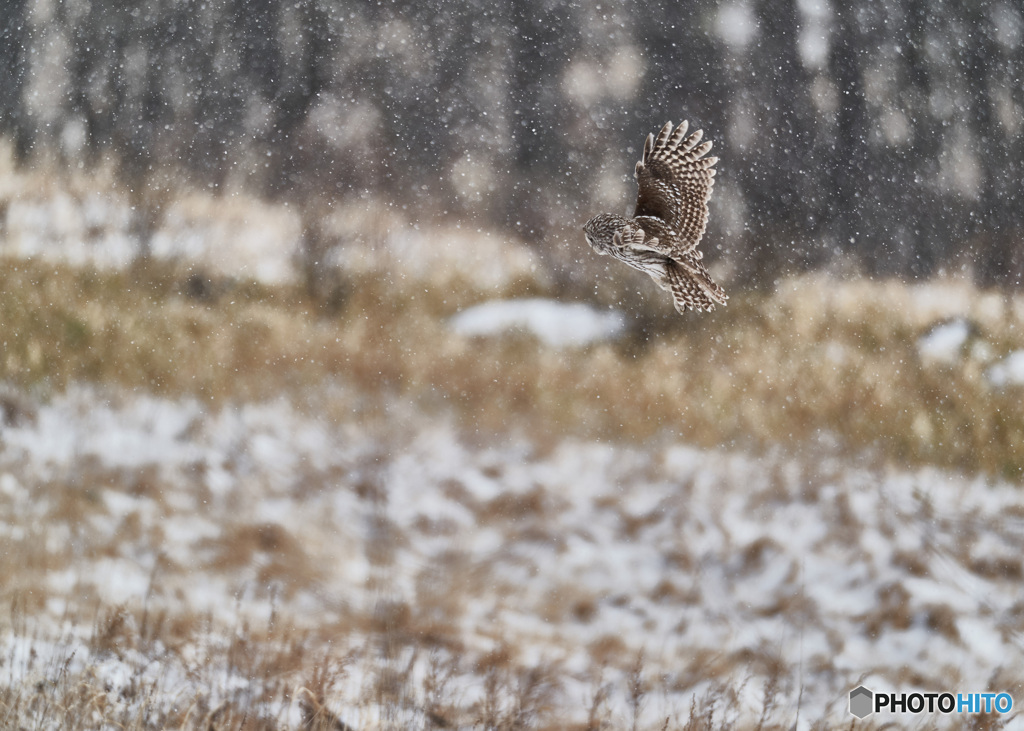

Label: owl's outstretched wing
[633,121,718,258]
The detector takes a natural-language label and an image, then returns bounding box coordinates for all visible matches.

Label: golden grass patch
[2,258,1023,478]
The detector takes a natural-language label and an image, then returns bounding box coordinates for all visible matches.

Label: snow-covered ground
[3,385,1024,728]
[987,350,1024,389]
[4,180,1024,727]
[449,298,627,347]
[2,189,301,282]
[917,318,972,365]
[1,188,542,290]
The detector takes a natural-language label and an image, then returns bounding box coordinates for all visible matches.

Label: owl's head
[583,213,627,255]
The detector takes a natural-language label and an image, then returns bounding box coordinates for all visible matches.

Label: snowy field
[3,384,1024,728]
[2,183,1024,728]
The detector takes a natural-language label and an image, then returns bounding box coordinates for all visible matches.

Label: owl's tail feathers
[666,257,727,313]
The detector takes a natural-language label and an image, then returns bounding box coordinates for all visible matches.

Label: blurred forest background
[1,0,1021,290]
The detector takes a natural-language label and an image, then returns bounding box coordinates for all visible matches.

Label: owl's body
[583,121,726,313]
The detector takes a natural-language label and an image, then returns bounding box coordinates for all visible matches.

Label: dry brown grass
[2,257,1023,480]
[6,600,824,730]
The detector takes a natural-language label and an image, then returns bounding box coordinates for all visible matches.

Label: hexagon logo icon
[849,685,873,719]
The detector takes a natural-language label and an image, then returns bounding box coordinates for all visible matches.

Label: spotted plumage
[583,121,726,313]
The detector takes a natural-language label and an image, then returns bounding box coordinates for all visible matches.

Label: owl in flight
[583,121,726,313]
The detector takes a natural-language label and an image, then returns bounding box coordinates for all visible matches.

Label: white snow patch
[986,349,1024,387]
[917,318,970,365]
[449,298,627,347]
